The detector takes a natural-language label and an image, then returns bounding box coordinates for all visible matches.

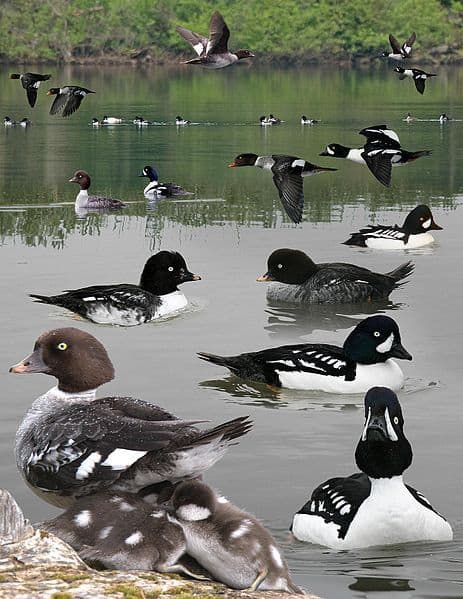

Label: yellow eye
[57,342,68,351]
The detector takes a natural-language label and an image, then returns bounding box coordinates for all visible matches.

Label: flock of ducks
[5,12,457,595]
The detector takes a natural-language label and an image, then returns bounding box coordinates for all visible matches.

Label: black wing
[388,34,402,54]
[361,146,394,187]
[207,11,230,54]
[176,26,208,56]
[293,472,370,539]
[49,92,69,115]
[271,156,305,223]
[62,92,85,117]
[26,87,38,108]
[359,125,401,149]
[414,77,425,95]
[402,32,416,56]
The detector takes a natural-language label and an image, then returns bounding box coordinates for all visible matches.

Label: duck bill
[390,342,412,361]
[180,271,201,283]
[69,176,78,183]
[228,161,238,168]
[9,348,49,375]
[430,221,443,231]
[319,149,329,156]
[256,272,274,282]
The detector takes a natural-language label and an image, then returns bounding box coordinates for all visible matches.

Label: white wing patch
[101,448,148,470]
[74,510,92,527]
[291,159,306,168]
[75,451,102,480]
[124,530,144,546]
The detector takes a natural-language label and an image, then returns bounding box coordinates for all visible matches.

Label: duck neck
[75,189,89,208]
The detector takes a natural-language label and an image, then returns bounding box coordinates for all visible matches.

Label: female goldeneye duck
[139,165,191,199]
[4,116,16,126]
[343,204,443,250]
[47,85,95,117]
[301,115,318,125]
[102,116,122,124]
[198,314,412,393]
[30,250,201,326]
[291,387,453,548]
[19,117,31,127]
[10,72,51,107]
[394,67,436,95]
[173,480,302,593]
[175,115,190,125]
[257,248,414,303]
[439,113,451,123]
[43,490,206,579]
[10,327,252,507]
[68,170,126,211]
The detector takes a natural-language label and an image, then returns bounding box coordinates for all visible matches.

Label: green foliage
[0,0,461,62]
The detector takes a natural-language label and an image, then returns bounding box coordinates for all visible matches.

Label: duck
[439,113,451,123]
[320,124,431,187]
[29,250,201,326]
[10,327,252,508]
[102,116,122,124]
[301,115,319,125]
[3,116,16,126]
[47,85,95,117]
[268,114,281,124]
[394,67,436,95]
[291,387,453,548]
[343,205,442,249]
[42,490,206,579]
[198,315,412,393]
[19,118,31,127]
[229,153,337,224]
[10,72,51,107]
[381,32,416,61]
[257,248,414,303]
[259,116,272,126]
[90,118,102,126]
[133,116,151,126]
[176,11,254,69]
[68,170,126,211]
[139,166,192,199]
[172,480,303,593]
[403,112,417,123]
[175,116,191,125]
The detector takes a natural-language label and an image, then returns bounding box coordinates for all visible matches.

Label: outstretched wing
[359,125,401,148]
[26,86,38,108]
[49,92,68,115]
[414,77,425,95]
[62,92,85,117]
[361,147,394,187]
[272,169,304,224]
[207,11,230,54]
[388,34,402,54]
[176,26,208,56]
[402,32,416,56]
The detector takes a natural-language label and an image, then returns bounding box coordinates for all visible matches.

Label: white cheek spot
[101,448,148,470]
[376,332,394,353]
[326,146,334,156]
[270,545,284,568]
[99,526,113,539]
[422,218,431,229]
[177,504,211,521]
[119,500,136,512]
[74,510,92,528]
[75,451,101,480]
[384,407,399,441]
[124,530,144,546]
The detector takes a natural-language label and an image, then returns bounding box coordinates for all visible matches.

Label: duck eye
[394,416,399,425]
[57,342,68,351]
[168,266,174,272]
[420,217,424,221]
[373,331,380,337]
[277,263,283,269]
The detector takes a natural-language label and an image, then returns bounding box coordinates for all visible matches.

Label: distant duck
[175,115,191,125]
[102,116,122,124]
[10,72,51,107]
[404,112,417,123]
[173,480,303,593]
[439,113,451,123]
[291,387,453,549]
[19,118,31,127]
[91,118,102,126]
[47,85,95,117]
[257,248,414,303]
[343,204,442,250]
[320,124,431,187]
[139,165,191,199]
[394,67,436,95]
[198,315,412,393]
[259,116,272,126]
[381,32,416,61]
[268,114,281,124]
[301,115,319,125]
[3,116,16,126]
[176,11,254,69]
[133,116,151,126]
[68,170,126,211]
[229,153,337,224]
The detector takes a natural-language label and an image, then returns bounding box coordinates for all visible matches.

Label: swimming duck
[139,165,192,199]
[10,327,252,507]
[90,118,102,126]
[198,315,412,393]
[176,11,254,69]
[30,250,200,326]
[102,116,122,124]
[257,248,414,303]
[68,170,125,211]
[175,116,191,125]
[394,67,436,95]
[343,204,442,249]
[381,32,416,61]
[229,153,337,224]
[173,480,302,592]
[291,387,453,548]
[320,124,431,187]
[404,112,417,123]
[301,115,319,125]
[439,113,451,123]
[3,116,16,126]
[19,118,31,127]
[259,116,272,126]
[10,72,51,107]
[47,85,95,117]
[133,116,151,126]
[268,114,281,124]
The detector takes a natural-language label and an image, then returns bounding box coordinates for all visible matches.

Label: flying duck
[10,72,51,107]
[394,67,436,95]
[47,85,95,117]
[381,32,416,60]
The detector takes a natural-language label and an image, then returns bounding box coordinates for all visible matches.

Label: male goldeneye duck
[394,67,436,95]
[257,248,414,303]
[133,116,151,126]
[198,315,412,393]
[381,32,416,61]
[229,153,337,224]
[90,118,101,126]
[3,116,16,126]
[301,115,319,125]
[404,112,416,123]
[259,116,272,126]
[10,327,252,507]
[19,118,31,127]
[291,387,453,548]
[102,116,122,124]
[47,85,95,117]
[344,204,442,250]
[173,480,302,593]
[268,114,281,124]
[175,115,191,125]
[176,11,254,69]
[10,72,51,107]
[68,170,126,211]
[30,250,201,326]
[43,490,205,579]
[139,165,192,199]
[439,113,451,123]
[320,124,431,187]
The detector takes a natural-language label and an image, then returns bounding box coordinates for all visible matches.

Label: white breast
[157,291,188,317]
[366,233,435,250]
[346,149,366,165]
[275,360,404,393]
[75,189,89,209]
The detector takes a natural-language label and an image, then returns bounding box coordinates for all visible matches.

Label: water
[1,63,463,598]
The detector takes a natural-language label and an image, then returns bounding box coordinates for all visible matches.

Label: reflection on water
[349,577,415,592]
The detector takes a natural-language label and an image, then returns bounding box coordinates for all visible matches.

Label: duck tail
[29,293,52,304]
[342,232,367,247]
[197,351,243,373]
[386,261,415,287]
[408,149,432,161]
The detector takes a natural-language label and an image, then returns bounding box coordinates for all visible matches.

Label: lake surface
[1,63,463,598]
